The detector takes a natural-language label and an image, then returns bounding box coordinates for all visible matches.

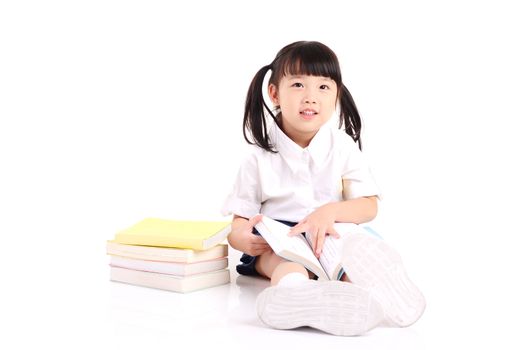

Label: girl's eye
[320,85,330,90]
[292,82,304,88]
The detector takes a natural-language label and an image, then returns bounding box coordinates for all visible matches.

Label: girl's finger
[288,222,308,236]
[248,214,263,228]
[254,246,272,256]
[251,235,268,243]
[253,242,270,250]
[316,228,326,256]
[328,226,340,238]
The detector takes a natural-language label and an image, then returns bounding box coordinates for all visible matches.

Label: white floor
[2,227,528,350]
[103,248,429,350]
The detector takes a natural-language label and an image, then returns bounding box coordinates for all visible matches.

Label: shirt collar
[270,120,332,173]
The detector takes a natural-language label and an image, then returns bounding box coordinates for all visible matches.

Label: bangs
[275,42,342,84]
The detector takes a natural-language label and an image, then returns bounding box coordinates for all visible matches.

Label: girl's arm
[323,196,378,223]
[289,196,378,257]
[228,215,271,257]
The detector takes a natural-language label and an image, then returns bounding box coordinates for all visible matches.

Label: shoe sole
[341,233,426,327]
[256,281,383,336]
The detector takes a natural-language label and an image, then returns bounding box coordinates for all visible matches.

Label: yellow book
[114,218,231,250]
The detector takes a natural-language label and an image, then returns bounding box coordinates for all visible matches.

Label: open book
[254,215,372,281]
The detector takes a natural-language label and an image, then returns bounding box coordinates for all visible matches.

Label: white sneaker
[256,280,383,336]
[341,233,426,327]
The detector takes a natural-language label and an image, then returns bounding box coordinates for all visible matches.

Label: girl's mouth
[300,109,318,120]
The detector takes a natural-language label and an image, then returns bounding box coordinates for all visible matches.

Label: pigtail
[339,84,363,150]
[243,65,277,153]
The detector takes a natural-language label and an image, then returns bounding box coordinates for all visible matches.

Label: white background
[1,1,528,349]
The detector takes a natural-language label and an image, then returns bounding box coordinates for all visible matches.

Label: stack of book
[106,218,232,293]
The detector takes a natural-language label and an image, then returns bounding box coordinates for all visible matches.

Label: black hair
[243,41,363,152]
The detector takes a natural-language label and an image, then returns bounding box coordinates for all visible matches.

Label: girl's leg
[340,232,426,327]
[254,251,309,285]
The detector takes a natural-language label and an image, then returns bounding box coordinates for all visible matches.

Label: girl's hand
[228,215,272,257]
[288,204,340,258]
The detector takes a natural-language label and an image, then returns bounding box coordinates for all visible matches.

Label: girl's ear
[268,84,279,106]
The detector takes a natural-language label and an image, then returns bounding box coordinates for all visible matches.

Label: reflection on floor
[106,248,426,350]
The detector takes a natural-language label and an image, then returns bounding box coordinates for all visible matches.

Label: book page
[315,235,343,280]
[306,222,369,280]
[255,216,326,279]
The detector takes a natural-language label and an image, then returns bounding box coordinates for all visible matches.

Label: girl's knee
[255,251,287,277]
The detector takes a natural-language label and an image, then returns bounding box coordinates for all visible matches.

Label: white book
[110,267,230,293]
[109,256,228,276]
[255,215,371,281]
[106,241,228,263]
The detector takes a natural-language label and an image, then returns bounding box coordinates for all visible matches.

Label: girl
[222,41,425,336]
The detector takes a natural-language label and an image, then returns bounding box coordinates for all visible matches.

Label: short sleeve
[341,138,382,200]
[220,151,262,218]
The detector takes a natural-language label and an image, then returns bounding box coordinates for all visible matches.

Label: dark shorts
[236,220,297,276]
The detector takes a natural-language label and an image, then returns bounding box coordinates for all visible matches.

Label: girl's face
[269,74,338,148]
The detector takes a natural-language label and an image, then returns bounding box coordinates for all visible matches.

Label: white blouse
[221,121,381,223]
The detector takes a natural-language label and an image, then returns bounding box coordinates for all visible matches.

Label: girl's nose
[303,90,317,104]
